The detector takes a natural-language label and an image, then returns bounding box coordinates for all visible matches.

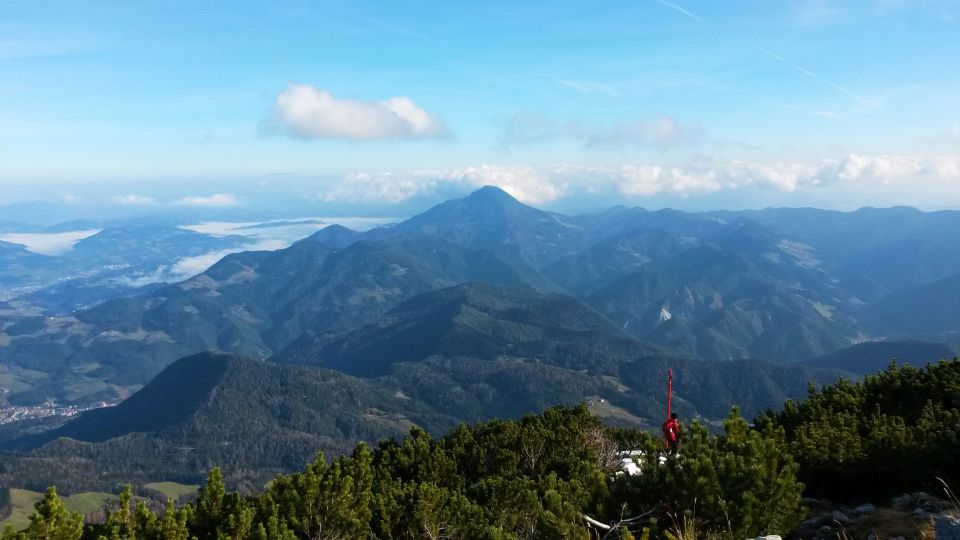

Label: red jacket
[662,418,679,443]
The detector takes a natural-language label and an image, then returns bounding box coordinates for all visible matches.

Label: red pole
[666,369,673,420]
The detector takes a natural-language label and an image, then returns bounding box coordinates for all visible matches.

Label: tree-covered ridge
[0,353,456,494]
[0,346,841,495]
[758,359,960,501]
[2,405,805,540]
[6,360,960,538]
[272,281,661,376]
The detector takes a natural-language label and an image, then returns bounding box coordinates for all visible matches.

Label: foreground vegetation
[1,406,802,539]
[0,489,117,532]
[760,359,960,501]
[2,360,958,539]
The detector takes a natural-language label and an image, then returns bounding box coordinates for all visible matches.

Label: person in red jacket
[662,413,681,454]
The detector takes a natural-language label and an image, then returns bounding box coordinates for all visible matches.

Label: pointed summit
[374,185,585,268]
[463,185,524,206]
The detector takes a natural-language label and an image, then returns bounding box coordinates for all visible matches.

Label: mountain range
[2,187,958,407]
[0,186,958,491]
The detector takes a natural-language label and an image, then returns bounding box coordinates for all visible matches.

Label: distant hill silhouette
[801,340,956,374]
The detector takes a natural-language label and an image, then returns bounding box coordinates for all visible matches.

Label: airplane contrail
[759,46,863,102]
[653,0,704,22]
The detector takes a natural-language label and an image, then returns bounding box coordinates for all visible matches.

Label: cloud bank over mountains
[316,154,960,205]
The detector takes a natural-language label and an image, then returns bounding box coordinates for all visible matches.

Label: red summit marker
[666,368,673,420]
[662,369,676,450]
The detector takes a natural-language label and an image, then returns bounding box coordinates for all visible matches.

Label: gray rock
[891,494,913,509]
[912,508,932,520]
[936,515,960,540]
[816,525,834,539]
[831,510,852,525]
[755,536,781,540]
[853,503,876,515]
[866,535,877,540]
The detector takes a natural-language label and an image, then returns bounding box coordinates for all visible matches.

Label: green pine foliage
[12,487,85,540]
[757,359,960,501]
[5,360,958,537]
[610,410,804,540]
[2,405,805,540]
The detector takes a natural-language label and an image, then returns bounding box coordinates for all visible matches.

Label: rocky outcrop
[789,493,952,540]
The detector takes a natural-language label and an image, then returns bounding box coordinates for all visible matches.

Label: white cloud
[108,239,288,288]
[111,194,156,205]
[263,84,449,141]
[108,266,172,288]
[175,193,239,207]
[168,239,286,280]
[318,154,960,205]
[0,230,101,255]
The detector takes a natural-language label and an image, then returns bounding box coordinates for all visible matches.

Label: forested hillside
[0,318,841,495]
[6,360,958,539]
[0,353,453,493]
[2,405,806,540]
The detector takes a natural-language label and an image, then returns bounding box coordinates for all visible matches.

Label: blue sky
[1,0,959,211]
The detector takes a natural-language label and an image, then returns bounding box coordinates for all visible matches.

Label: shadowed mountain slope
[801,340,956,375]
[0,352,452,492]
[863,272,960,338]
[273,282,660,376]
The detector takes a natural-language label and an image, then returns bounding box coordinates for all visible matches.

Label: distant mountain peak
[464,185,525,206]
[300,223,363,248]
